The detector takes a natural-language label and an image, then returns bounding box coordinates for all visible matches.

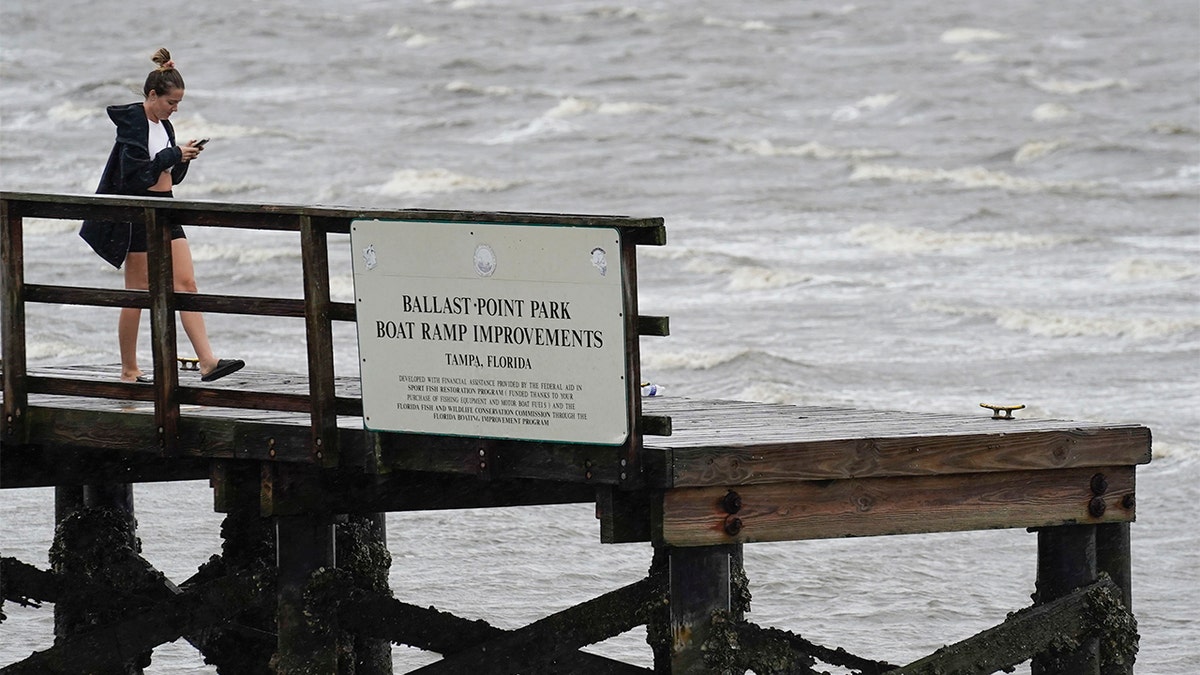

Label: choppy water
[2,0,1198,671]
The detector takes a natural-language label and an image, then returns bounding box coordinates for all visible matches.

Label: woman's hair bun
[152,48,174,70]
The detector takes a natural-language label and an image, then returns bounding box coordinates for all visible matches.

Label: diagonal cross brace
[340,577,661,674]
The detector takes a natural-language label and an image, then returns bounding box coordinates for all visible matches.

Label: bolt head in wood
[723,515,743,536]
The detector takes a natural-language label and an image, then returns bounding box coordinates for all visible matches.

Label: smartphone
[195,138,210,148]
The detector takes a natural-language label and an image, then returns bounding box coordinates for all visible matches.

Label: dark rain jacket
[79,102,189,268]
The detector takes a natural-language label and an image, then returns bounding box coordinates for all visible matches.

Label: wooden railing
[1,191,667,466]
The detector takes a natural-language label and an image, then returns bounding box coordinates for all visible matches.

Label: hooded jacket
[79,102,189,268]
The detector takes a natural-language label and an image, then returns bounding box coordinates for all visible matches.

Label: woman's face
[144,87,184,123]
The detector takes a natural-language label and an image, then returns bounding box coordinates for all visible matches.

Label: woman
[80,48,243,383]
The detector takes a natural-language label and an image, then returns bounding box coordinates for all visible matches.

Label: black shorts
[127,190,186,253]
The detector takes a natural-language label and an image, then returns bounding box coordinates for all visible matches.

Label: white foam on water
[918,301,1200,340]
[680,255,813,290]
[48,101,100,123]
[1108,258,1199,283]
[848,223,1067,254]
[188,243,301,265]
[483,116,575,144]
[1031,102,1081,122]
[952,50,997,64]
[640,346,748,371]
[445,80,517,97]
[731,138,896,160]
[1012,140,1068,164]
[378,168,517,195]
[1026,73,1131,95]
[849,162,1098,193]
[26,339,92,362]
[24,218,81,235]
[596,101,668,115]
[940,27,1013,44]
[169,114,270,142]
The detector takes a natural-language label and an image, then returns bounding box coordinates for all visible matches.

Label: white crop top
[147,119,171,157]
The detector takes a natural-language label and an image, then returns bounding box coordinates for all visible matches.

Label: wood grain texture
[658,466,1136,546]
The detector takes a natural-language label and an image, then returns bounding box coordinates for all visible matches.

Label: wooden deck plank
[3,365,1152,491]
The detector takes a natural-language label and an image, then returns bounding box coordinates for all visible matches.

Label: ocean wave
[731,138,896,161]
[484,116,575,144]
[702,16,777,32]
[189,243,301,265]
[641,347,748,371]
[1025,72,1131,95]
[48,101,100,124]
[917,302,1200,339]
[831,93,899,122]
[584,6,663,22]
[328,274,355,302]
[848,223,1066,254]
[680,255,812,290]
[378,168,518,195]
[952,50,997,65]
[545,96,666,118]
[735,380,803,405]
[940,27,1013,44]
[1150,121,1199,136]
[387,24,438,47]
[170,114,270,142]
[24,218,81,235]
[1109,258,1199,282]
[445,80,517,97]
[186,180,267,196]
[27,339,92,362]
[849,162,1098,193]
[1031,102,1081,122]
[1012,140,1068,164]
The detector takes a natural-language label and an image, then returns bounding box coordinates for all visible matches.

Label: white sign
[351,219,629,445]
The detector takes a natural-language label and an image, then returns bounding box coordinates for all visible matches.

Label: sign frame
[351,218,633,446]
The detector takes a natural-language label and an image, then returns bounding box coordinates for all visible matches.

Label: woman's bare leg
[171,238,219,374]
[120,253,148,382]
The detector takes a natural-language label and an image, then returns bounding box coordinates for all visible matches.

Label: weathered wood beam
[0,571,255,675]
[410,576,661,674]
[1,557,61,606]
[665,545,736,673]
[663,427,1152,487]
[1,197,29,444]
[1,443,211,488]
[274,514,337,673]
[1033,525,1100,674]
[24,283,356,321]
[887,577,1128,675]
[1,191,667,238]
[657,466,1137,546]
[339,593,651,674]
[145,206,181,456]
[300,214,340,468]
[1097,522,1134,675]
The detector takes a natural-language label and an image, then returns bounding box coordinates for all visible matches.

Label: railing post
[619,234,644,489]
[145,206,180,454]
[300,215,339,467]
[1,197,29,443]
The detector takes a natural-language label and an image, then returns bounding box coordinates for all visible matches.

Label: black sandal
[201,359,245,382]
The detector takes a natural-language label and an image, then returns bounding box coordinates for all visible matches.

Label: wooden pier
[1,191,1151,674]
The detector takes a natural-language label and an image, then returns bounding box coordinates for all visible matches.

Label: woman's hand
[180,140,204,162]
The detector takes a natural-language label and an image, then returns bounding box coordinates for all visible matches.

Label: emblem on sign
[474,244,496,277]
